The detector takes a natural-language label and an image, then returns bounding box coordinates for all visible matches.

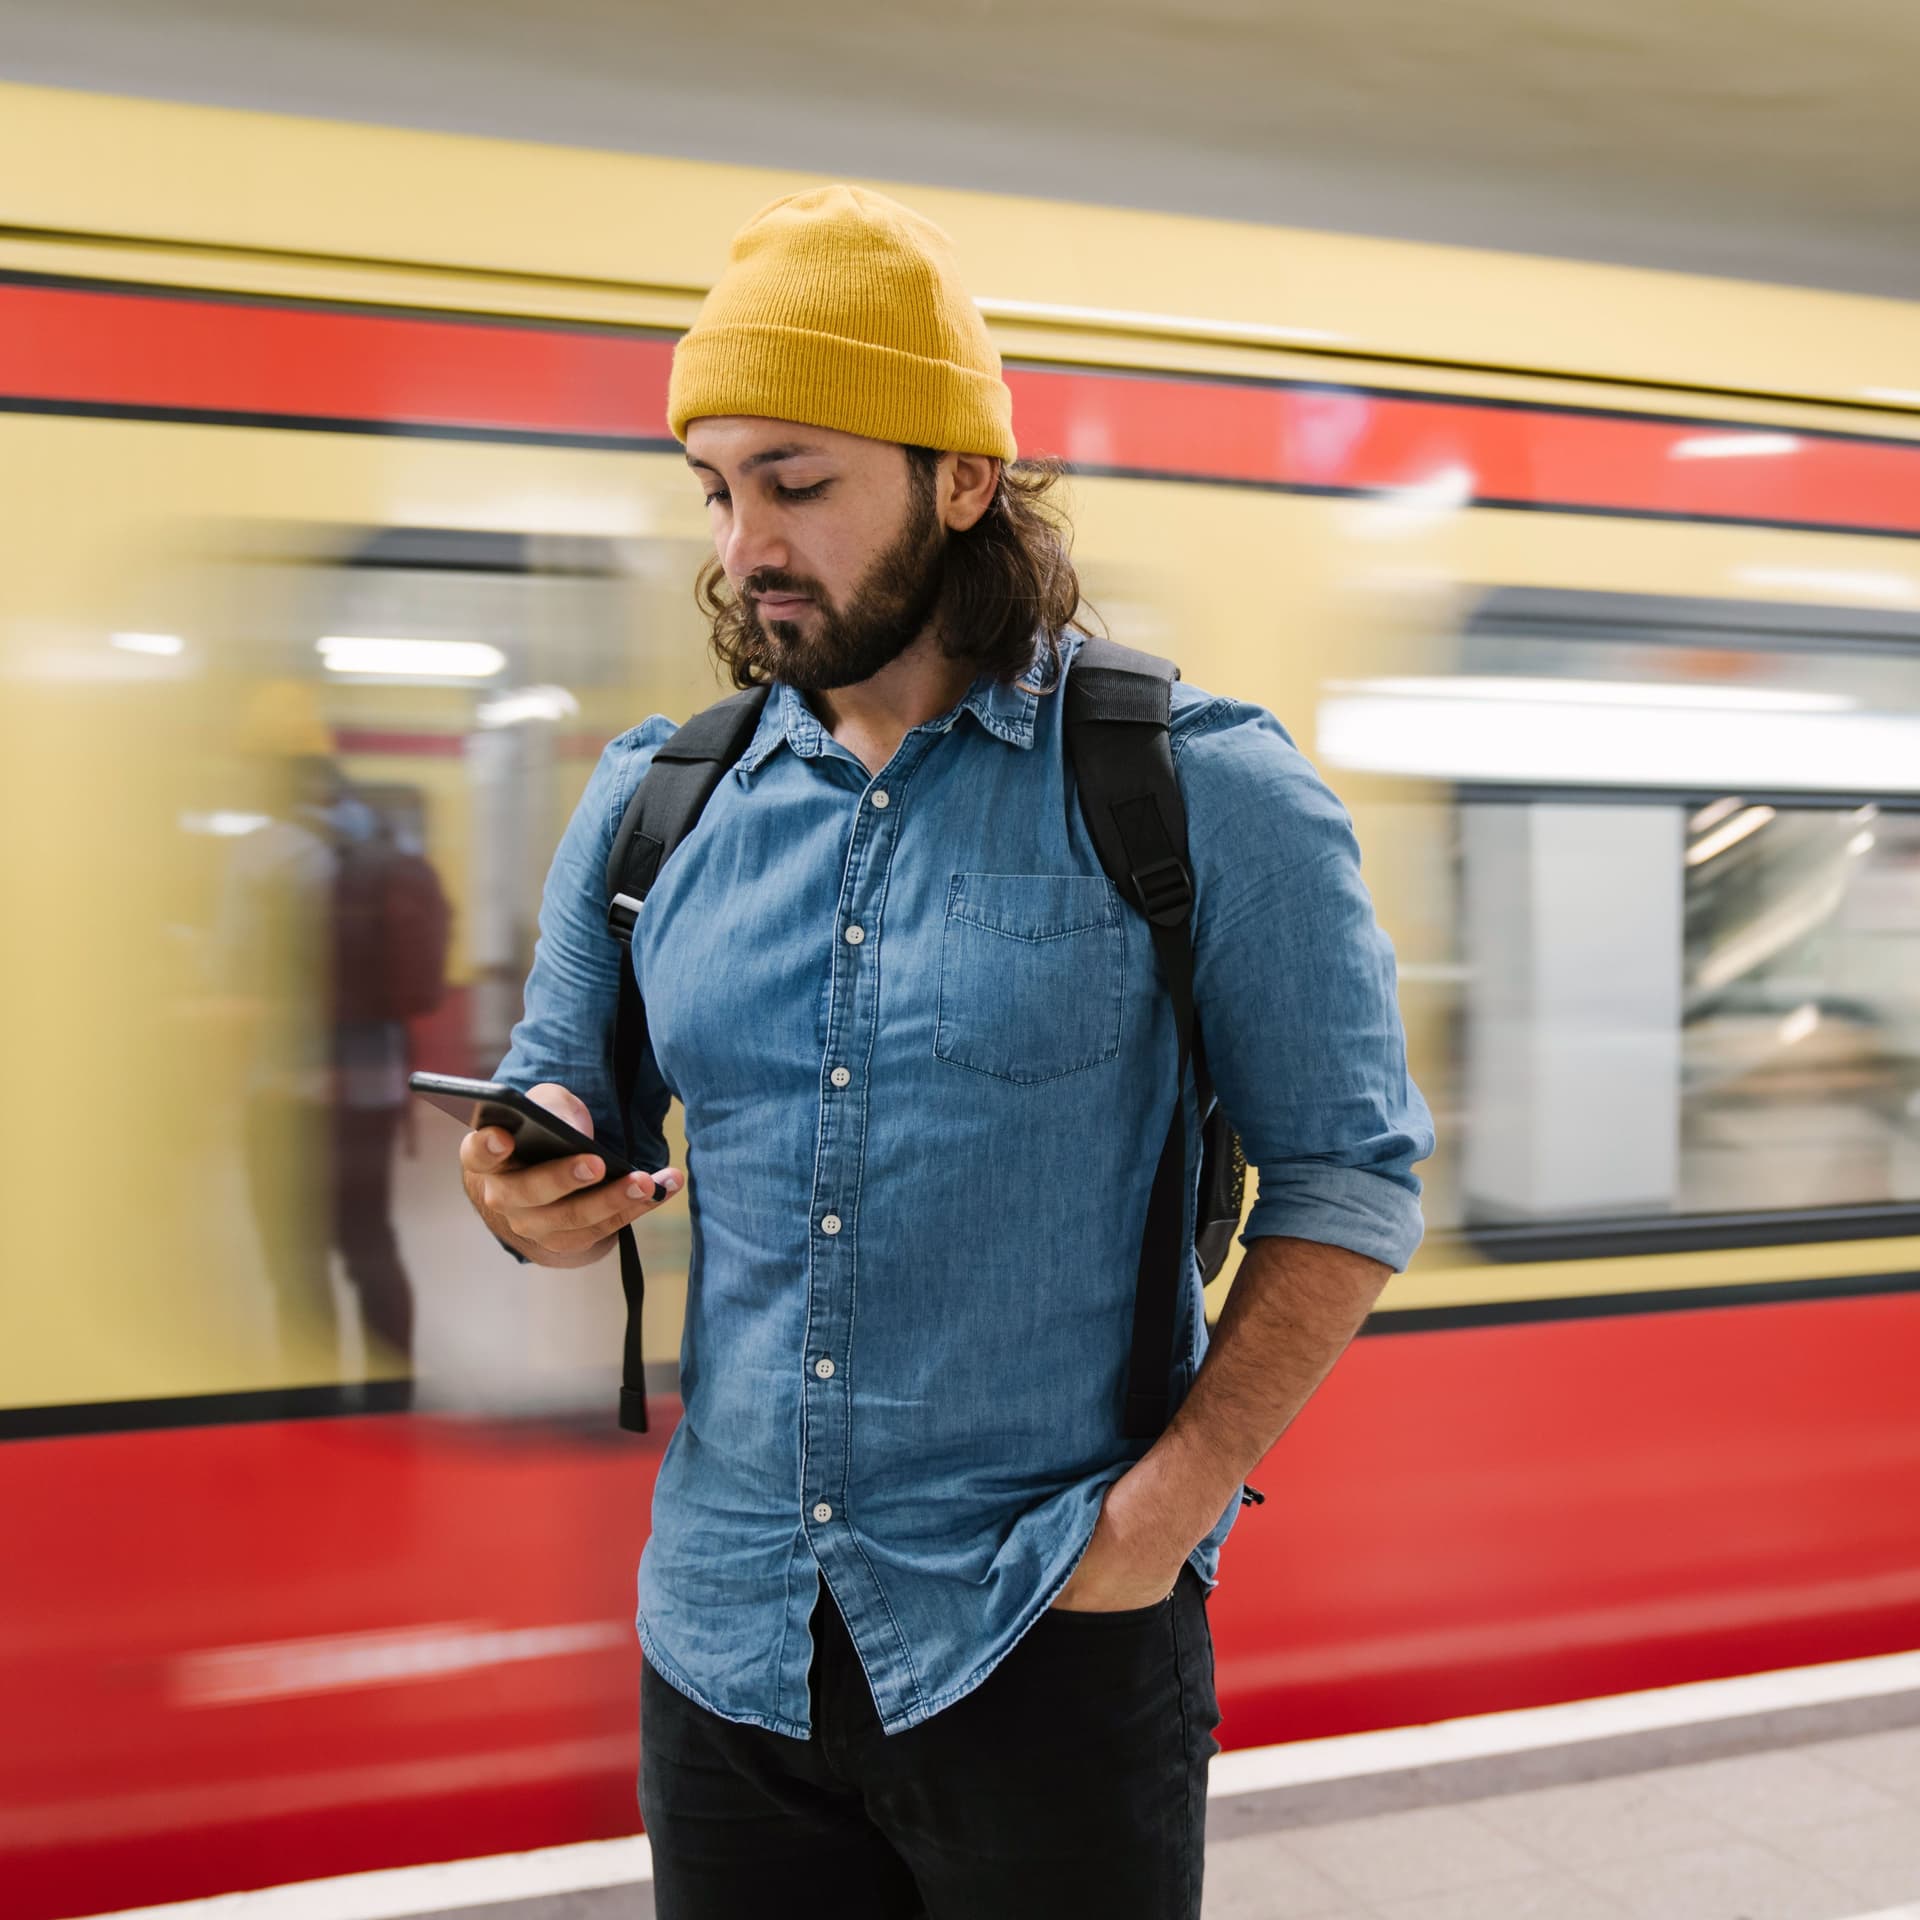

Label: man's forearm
[1106,1234,1392,1569]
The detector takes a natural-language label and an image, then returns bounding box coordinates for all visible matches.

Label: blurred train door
[217,523,702,1420]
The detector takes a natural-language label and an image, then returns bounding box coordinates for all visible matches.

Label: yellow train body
[4,81,1918,1418]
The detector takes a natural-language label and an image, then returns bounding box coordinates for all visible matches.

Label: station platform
[85,1653,1920,1920]
[1200,1689,1920,1919]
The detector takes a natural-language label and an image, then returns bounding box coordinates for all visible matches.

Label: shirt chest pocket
[934,872,1124,1084]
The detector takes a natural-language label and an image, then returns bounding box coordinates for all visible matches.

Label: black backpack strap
[604,685,771,1432]
[1063,636,1205,1440]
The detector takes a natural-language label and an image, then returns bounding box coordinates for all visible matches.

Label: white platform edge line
[69,1837,656,1920]
[69,1645,1920,1920]
[1208,1644,1920,1798]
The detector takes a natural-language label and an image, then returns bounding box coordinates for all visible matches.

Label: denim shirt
[497,630,1433,1737]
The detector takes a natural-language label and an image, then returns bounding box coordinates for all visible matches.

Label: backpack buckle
[1129,855,1193,926]
[607,893,643,939]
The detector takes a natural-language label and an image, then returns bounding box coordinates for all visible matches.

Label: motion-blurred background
[2,6,1917,1915]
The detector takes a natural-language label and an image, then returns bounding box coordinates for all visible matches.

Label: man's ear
[944,453,1000,533]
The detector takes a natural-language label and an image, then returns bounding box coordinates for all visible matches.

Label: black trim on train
[0,1361,684,1442]
[1456,1203,1920,1264]
[0,1380,417,1440]
[1459,784,1920,811]
[1361,1268,1920,1334]
[1468,584,1920,651]
[342,527,625,576]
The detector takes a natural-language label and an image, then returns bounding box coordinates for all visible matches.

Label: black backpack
[602,636,1246,1439]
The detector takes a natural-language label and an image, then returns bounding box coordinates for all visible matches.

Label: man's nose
[722,498,787,581]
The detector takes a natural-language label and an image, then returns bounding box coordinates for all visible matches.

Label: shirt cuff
[1241,1161,1427,1272]
[495,1233,531,1266]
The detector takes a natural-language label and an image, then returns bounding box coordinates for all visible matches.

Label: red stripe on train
[2,280,1918,533]
[333,729,613,758]
[0,282,676,438]
[4,1288,1918,1918]
[1013,367,1920,533]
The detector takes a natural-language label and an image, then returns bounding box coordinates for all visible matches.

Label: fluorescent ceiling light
[111,631,185,656]
[1324,676,1853,714]
[477,685,581,728]
[976,296,1345,348]
[179,811,271,837]
[1778,1002,1821,1047]
[317,636,506,679]
[1670,432,1800,461]
[1689,796,1745,834]
[1686,804,1775,867]
[1738,567,1918,603]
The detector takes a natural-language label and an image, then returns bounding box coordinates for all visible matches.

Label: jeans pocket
[934,872,1123,1084]
[1042,1590,1176,1629]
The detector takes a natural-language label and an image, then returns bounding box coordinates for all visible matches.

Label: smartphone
[408,1071,643,1180]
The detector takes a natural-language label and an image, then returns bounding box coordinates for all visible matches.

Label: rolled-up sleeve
[1174,697,1434,1271]
[495,715,678,1172]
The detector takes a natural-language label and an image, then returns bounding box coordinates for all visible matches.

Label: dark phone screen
[407,1074,640,1178]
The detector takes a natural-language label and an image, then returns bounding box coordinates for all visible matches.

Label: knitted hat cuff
[668,321,1018,461]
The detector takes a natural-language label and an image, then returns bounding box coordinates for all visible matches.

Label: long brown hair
[695,449,1092,693]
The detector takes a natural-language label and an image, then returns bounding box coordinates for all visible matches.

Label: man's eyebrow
[684,444,826,477]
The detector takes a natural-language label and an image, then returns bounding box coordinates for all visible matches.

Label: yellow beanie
[667,185,1017,462]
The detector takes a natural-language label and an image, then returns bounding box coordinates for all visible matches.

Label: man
[460,185,1433,1918]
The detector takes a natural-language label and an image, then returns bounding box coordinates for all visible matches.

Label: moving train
[4,80,1918,1919]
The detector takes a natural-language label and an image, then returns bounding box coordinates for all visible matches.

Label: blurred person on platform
[220,689,431,1400]
[461,187,1432,1918]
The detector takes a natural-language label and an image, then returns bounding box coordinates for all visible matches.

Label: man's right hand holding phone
[460,1082,683,1267]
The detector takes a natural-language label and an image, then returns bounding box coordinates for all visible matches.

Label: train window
[1325,588,1920,1259]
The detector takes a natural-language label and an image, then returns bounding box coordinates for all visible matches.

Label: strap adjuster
[1129,855,1193,927]
[608,893,643,938]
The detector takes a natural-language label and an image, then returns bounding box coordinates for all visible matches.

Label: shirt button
[814,1356,836,1379]
[829,1066,851,1089]
[870,789,890,809]
[812,1502,834,1524]
[844,924,865,946]
[821,1214,842,1236]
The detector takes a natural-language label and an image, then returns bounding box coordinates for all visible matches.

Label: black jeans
[640,1565,1220,1919]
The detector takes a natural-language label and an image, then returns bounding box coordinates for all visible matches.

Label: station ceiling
[4,0,1916,300]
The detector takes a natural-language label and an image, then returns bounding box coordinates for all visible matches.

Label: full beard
[736,485,948,694]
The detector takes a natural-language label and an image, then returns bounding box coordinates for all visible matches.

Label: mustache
[744,571,818,603]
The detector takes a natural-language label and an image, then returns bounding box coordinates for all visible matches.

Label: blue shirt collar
[736,631,1064,777]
